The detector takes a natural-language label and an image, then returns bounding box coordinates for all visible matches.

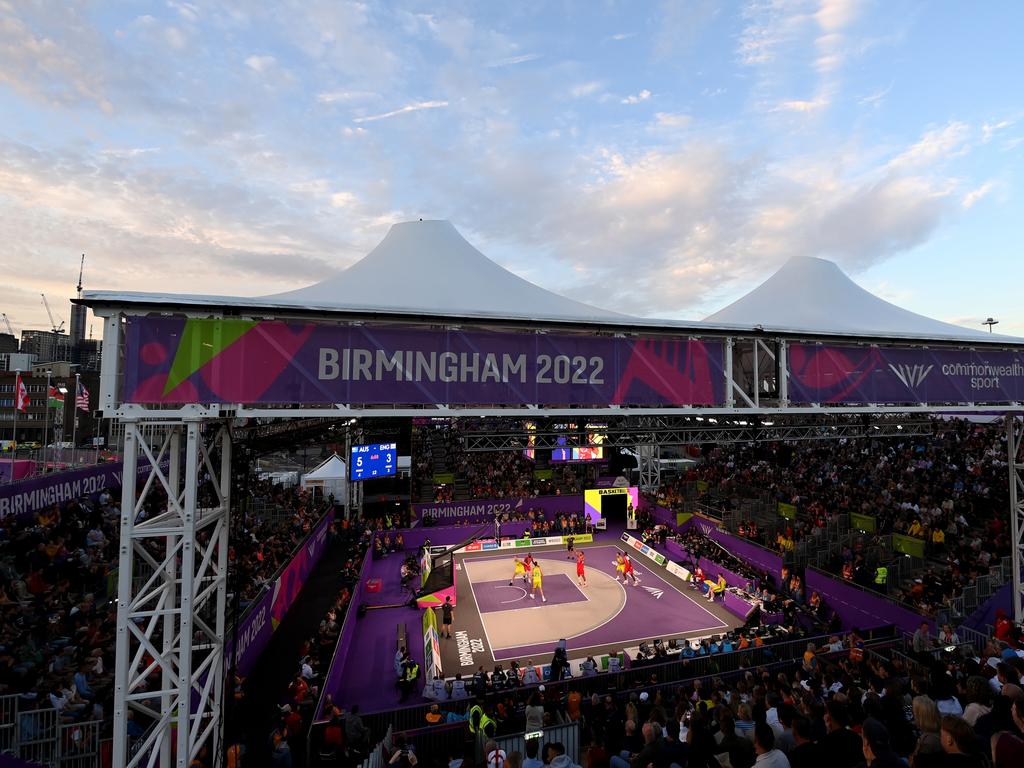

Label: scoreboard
[350,442,397,481]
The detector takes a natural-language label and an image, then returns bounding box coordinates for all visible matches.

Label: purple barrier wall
[0,456,170,521]
[686,516,783,583]
[805,569,928,633]
[413,494,585,525]
[227,508,336,677]
[390,521,531,552]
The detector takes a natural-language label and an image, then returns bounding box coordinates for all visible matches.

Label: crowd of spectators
[257,516,370,768]
[413,423,586,503]
[365,622,1024,768]
[679,421,1011,616]
[0,472,342,759]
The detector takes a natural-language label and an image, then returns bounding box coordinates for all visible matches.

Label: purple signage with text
[0,457,170,521]
[413,494,587,525]
[788,343,1024,404]
[123,317,725,406]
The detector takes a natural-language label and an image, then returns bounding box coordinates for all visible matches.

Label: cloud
[982,119,1013,143]
[486,53,542,67]
[352,100,449,123]
[608,33,636,41]
[245,55,276,73]
[773,97,829,112]
[652,112,692,129]
[570,81,604,99]
[621,89,652,105]
[859,82,893,106]
[961,181,994,209]
[316,90,378,104]
[889,121,971,169]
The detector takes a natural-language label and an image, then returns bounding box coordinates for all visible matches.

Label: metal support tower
[112,419,231,768]
[1009,415,1024,624]
[636,444,661,493]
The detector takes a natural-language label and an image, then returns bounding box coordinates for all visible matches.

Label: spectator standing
[753,722,790,768]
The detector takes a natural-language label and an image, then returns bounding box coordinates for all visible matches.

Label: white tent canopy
[703,255,1012,343]
[266,219,625,323]
[300,454,348,503]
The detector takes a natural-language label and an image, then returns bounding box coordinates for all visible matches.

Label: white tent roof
[266,220,625,323]
[703,256,1016,343]
[302,454,346,480]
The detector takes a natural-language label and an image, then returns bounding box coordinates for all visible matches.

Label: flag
[48,385,64,409]
[14,373,29,413]
[76,380,90,412]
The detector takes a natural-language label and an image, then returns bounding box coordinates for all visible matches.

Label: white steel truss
[1009,415,1024,624]
[112,420,231,768]
[636,444,661,493]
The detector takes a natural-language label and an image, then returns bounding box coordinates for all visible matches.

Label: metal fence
[0,696,104,768]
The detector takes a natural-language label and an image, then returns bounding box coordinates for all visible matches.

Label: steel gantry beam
[112,420,231,768]
[460,416,935,452]
[1009,415,1024,624]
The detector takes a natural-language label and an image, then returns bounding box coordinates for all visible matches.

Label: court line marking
[463,562,498,667]
[498,585,528,604]
[490,621,730,662]
[461,545,729,660]
[477,547,629,648]
[473,545,727,651]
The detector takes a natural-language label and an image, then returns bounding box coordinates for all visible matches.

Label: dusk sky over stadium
[1,1,1021,335]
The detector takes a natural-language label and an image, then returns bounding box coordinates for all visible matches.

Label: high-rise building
[20,330,72,364]
[70,302,87,347]
[0,333,17,354]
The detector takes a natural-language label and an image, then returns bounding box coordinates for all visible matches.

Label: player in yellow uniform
[509,557,527,586]
[615,553,627,582]
[529,562,546,602]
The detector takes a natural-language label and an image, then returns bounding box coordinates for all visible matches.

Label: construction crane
[77,253,85,297]
[40,294,65,333]
[1,313,13,337]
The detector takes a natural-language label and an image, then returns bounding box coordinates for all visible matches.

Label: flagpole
[72,373,80,466]
[43,370,51,474]
[12,369,19,451]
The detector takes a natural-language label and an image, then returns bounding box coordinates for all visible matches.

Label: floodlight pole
[1008,414,1024,624]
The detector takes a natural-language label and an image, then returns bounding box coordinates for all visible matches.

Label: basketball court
[438,541,743,675]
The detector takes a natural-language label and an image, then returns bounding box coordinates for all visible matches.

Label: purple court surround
[473,574,586,613]
[466,545,728,662]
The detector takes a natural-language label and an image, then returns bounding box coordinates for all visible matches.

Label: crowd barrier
[318,626,898,740]
[0,696,103,768]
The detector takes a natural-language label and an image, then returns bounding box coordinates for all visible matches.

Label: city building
[0,370,101,447]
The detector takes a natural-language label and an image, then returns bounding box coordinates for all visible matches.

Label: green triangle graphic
[163,318,257,395]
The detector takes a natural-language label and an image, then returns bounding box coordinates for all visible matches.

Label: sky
[0,0,1022,338]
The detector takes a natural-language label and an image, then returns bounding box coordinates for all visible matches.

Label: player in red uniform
[622,553,641,586]
[523,553,534,579]
[575,550,587,587]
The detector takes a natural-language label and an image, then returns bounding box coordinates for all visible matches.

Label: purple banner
[805,569,928,634]
[123,317,725,406]
[0,457,169,521]
[413,494,586,525]
[227,508,335,677]
[788,343,1024,404]
[0,459,33,483]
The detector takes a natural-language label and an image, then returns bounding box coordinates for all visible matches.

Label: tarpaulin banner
[788,343,1024,404]
[123,317,726,406]
[892,533,925,558]
[850,512,877,532]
